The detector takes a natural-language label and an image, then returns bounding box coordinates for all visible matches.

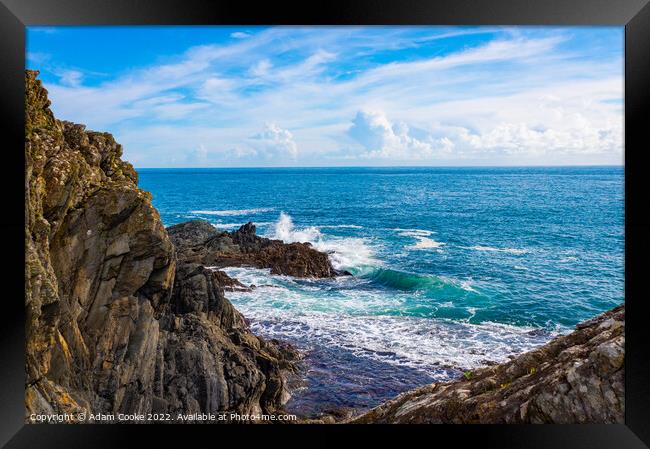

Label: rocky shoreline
[25,70,326,420]
[349,305,624,424]
[25,69,624,424]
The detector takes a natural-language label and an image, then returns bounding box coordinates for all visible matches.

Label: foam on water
[268,212,379,270]
[217,214,555,409]
[459,279,478,293]
[466,245,528,254]
[190,207,274,216]
[397,229,434,237]
[409,236,445,250]
[221,267,555,375]
[395,228,445,250]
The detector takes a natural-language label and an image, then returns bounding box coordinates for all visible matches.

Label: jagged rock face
[24,71,295,420]
[168,220,339,277]
[351,305,625,424]
[25,70,168,416]
[154,263,297,414]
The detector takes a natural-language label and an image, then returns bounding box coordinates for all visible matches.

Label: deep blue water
[138,166,624,416]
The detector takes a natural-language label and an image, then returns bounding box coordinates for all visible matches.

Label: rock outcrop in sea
[24,70,312,420]
[168,219,342,277]
[350,304,624,424]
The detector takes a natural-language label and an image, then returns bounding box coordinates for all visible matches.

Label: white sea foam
[395,228,435,236]
[190,208,274,216]
[408,236,445,250]
[221,267,558,374]
[467,245,528,255]
[459,279,478,293]
[216,215,556,376]
[395,228,444,250]
[269,212,378,270]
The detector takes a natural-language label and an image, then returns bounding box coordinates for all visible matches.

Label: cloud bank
[28,26,624,167]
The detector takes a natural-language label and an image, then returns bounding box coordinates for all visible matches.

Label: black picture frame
[1,0,648,447]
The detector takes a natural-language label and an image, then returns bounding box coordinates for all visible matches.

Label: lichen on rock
[350,305,625,424]
[25,70,297,420]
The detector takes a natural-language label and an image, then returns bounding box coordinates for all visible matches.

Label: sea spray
[269,212,378,270]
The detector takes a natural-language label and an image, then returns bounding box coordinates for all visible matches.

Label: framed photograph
[1,0,648,447]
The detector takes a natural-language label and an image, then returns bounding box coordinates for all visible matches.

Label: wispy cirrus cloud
[28,26,624,167]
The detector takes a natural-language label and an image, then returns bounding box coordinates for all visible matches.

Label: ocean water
[138,166,624,416]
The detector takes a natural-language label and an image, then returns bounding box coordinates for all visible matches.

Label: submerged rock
[25,70,296,420]
[350,304,624,424]
[168,220,343,277]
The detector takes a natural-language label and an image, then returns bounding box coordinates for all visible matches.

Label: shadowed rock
[25,70,296,421]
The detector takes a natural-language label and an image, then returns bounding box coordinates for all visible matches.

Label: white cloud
[153,102,211,120]
[249,59,272,77]
[231,32,251,39]
[349,110,452,159]
[33,27,623,166]
[348,104,622,163]
[248,123,298,159]
[57,69,84,87]
[248,50,337,85]
[27,52,50,64]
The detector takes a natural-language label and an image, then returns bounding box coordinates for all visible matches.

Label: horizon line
[134,164,625,170]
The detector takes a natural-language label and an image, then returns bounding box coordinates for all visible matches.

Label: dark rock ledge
[167,219,346,278]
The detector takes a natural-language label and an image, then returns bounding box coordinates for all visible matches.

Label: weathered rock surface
[156,262,297,415]
[25,70,296,421]
[350,304,625,424]
[168,219,342,277]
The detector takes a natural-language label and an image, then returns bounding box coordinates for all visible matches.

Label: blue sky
[27,26,623,167]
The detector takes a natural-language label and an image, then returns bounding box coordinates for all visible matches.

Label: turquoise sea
[138,166,624,415]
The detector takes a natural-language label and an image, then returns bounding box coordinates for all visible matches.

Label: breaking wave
[269,212,378,270]
[221,266,556,375]
[353,266,473,295]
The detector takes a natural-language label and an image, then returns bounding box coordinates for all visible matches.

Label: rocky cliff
[350,304,624,424]
[24,70,300,420]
